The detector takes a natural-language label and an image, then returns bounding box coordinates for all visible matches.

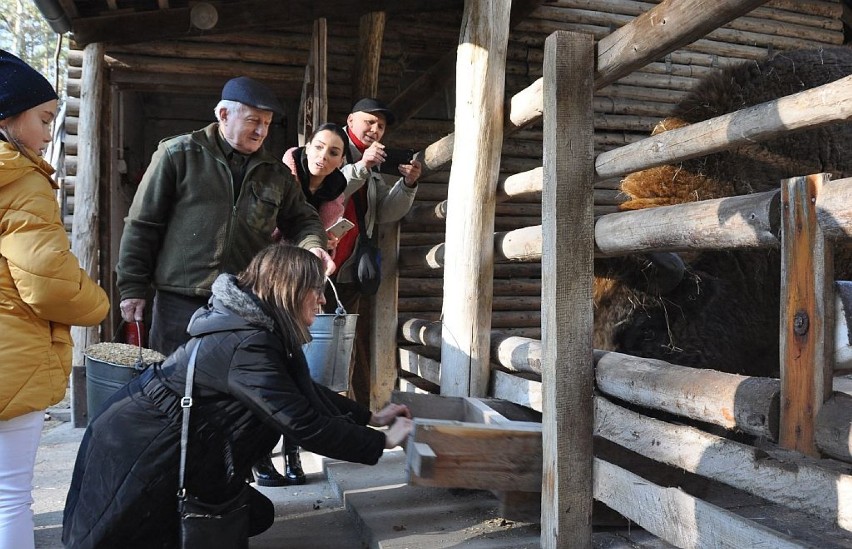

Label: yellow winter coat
[0,142,109,420]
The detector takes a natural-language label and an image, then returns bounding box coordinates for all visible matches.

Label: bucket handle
[326,277,347,316]
[114,320,146,372]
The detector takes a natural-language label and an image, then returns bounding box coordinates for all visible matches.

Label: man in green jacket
[116,76,334,356]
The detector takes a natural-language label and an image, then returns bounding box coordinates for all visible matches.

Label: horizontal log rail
[595,396,852,531]
[419,0,769,177]
[595,350,779,440]
[595,188,781,255]
[400,176,852,273]
[399,317,541,375]
[596,74,852,181]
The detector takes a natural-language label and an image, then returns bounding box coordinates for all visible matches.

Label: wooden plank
[397,374,438,395]
[70,0,464,46]
[595,396,852,532]
[541,31,596,549]
[407,418,543,492]
[392,390,465,420]
[398,346,441,385]
[596,75,852,180]
[595,350,780,440]
[491,369,543,413]
[780,174,834,456]
[463,397,510,424]
[371,222,401,411]
[407,442,437,477]
[439,0,511,398]
[297,18,328,146]
[594,458,812,549]
[70,43,104,373]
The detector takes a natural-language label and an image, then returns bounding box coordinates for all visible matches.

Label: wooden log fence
[387,0,852,543]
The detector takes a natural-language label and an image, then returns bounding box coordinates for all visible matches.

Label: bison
[593,46,852,378]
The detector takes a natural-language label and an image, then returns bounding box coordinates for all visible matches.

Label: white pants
[0,411,44,549]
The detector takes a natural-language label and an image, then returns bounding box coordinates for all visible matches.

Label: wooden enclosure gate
[386,0,852,548]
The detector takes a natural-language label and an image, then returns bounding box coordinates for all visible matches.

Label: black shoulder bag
[351,188,382,296]
[177,339,250,549]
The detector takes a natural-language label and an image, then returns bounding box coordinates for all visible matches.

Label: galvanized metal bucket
[84,337,164,423]
[303,278,358,392]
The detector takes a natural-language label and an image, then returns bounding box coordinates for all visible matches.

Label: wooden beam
[388,0,546,128]
[439,0,511,398]
[70,43,105,421]
[540,30,596,549]
[70,0,464,46]
[352,11,386,100]
[298,18,328,146]
[371,222,401,410]
[595,0,771,89]
[595,450,833,547]
[419,0,771,177]
[596,396,852,532]
[780,174,834,456]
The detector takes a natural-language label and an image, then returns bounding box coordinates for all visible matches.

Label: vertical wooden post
[71,43,105,426]
[353,11,386,100]
[779,173,834,456]
[352,10,387,410]
[439,0,511,398]
[541,31,595,548]
[298,18,327,146]
[372,222,400,409]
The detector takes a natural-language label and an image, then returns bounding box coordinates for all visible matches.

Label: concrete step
[325,450,542,549]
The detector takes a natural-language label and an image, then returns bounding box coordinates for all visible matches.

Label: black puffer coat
[62,274,384,549]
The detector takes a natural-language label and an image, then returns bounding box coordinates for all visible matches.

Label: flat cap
[221,76,284,115]
[351,97,395,126]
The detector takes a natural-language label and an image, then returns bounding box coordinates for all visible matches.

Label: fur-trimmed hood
[187,273,275,336]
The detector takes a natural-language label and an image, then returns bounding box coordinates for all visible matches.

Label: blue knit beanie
[0,49,58,121]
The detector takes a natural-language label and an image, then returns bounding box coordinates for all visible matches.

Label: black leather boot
[283,439,307,485]
[252,453,288,487]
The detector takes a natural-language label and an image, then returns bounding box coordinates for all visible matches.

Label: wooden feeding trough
[394,392,542,490]
[392,391,544,519]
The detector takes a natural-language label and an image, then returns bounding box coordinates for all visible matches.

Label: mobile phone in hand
[327,217,355,239]
[378,148,416,177]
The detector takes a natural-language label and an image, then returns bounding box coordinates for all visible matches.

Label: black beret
[0,49,58,121]
[221,76,284,115]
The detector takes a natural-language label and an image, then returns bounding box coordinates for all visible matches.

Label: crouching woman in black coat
[62,244,413,549]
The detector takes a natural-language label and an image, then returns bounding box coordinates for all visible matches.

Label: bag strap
[177,339,202,495]
[352,186,374,242]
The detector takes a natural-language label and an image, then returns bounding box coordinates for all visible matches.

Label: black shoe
[284,450,307,485]
[252,453,288,487]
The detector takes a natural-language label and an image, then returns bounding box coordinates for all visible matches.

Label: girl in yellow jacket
[0,49,109,549]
